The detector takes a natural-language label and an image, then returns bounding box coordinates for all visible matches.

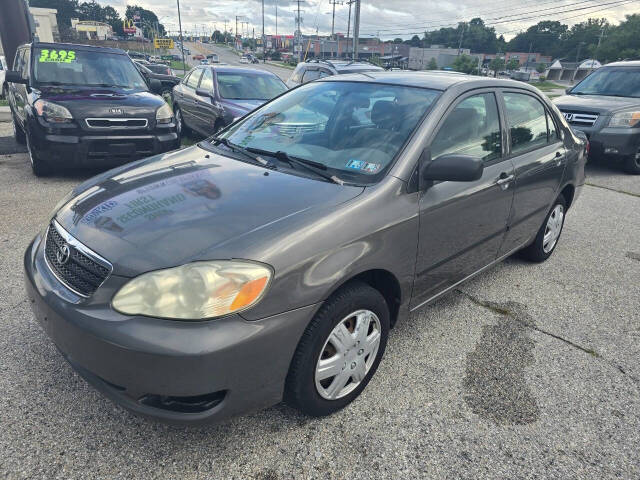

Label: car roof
[602,60,640,67]
[28,41,126,55]
[207,65,278,76]
[319,70,543,92]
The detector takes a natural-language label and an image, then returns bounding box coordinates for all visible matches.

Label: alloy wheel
[175,109,182,135]
[315,309,381,400]
[543,204,564,253]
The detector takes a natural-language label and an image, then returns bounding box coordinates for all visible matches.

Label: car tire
[623,154,640,175]
[26,130,50,177]
[174,106,188,139]
[520,194,567,262]
[12,113,26,145]
[285,281,389,417]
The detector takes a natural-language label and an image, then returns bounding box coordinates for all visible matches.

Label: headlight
[609,110,640,128]
[156,103,173,124]
[112,260,272,320]
[34,99,73,123]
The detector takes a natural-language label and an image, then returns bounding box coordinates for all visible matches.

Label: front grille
[44,221,112,297]
[560,110,599,127]
[86,118,148,128]
[87,139,154,161]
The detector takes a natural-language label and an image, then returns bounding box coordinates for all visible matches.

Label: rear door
[178,68,203,128]
[412,90,515,308]
[498,90,566,254]
[193,67,223,135]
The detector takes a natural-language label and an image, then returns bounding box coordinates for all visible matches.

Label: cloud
[110,0,636,40]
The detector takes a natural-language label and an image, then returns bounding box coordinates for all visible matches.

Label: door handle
[554,151,564,166]
[496,174,515,189]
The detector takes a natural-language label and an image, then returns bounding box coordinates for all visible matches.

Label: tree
[427,57,438,70]
[507,21,568,58]
[452,54,477,74]
[506,58,520,71]
[393,38,403,44]
[536,63,547,74]
[125,5,165,38]
[489,57,505,77]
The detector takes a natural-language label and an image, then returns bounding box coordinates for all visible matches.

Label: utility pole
[457,22,466,55]
[329,0,342,38]
[176,0,186,74]
[296,0,302,62]
[235,15,240,49]
[346,0,354,59]
[262,0,265,62]
[352,0,360,61]
[275,1,278,38]
[224,19,228,44]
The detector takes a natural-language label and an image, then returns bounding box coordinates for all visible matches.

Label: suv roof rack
[306,58,336,69]
[343,59,382,67]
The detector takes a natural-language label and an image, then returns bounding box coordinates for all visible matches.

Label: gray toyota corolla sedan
[24,72,586,424]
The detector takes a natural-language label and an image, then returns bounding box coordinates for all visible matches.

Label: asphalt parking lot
[0,119,639,479]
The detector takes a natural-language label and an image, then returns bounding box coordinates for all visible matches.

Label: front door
[412,90,515,309]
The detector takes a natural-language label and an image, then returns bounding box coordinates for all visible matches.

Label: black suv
[554,61,640,174]
[5,42,179,176]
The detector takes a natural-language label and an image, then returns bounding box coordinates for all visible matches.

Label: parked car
[247,54,259,64]
[5,42,179,176]
[0,55,6,98]
[206,53,219,63]
[286,59,384,88]
[134,62,180,103]
[127,50,148,61]
[25,72,585,424]
[193,54,205,61]
[200,59,209,65]
[239,55,250,64]
[554,60,640,174]
[172,65,287,138]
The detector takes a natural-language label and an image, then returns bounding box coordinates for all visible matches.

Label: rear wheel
[26,130,50,177]
[520,195,567,262]
[174,106,188,139]
[623,153,640,175]
[285,281,389,417]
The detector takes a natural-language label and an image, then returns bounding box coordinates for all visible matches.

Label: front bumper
[28,116,180,168]
[24,233,317,424]
[571,124,640,161]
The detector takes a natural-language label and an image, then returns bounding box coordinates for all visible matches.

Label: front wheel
[520,195,567,262]
[285,281,389,417]
[623,154,640,175]
[174,106,188,139]
[12,113,26,145]
[26,131,50,177]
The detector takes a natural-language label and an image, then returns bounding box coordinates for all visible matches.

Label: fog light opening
[138,390,226,413]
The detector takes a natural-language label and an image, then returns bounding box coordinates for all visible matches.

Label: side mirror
[422,153,484,182]
[565,87,572,94]
[5,70,27,85]
[195,88,214,98]
[149,78,162,93]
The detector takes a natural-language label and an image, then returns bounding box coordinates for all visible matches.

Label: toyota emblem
[56,244,71,265]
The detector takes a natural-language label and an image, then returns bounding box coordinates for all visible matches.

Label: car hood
[54,145,364,277]
[219,98,265,113]
[36,87,164,119]
[553,94,640,114]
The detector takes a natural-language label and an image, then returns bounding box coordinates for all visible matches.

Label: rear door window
[503,92,553,154]
[199,68,214,91]
[302,68,321,83]
[186,69,202,89]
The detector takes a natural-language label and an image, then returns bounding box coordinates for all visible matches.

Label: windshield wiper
[245,147,344,185]
[211,137,276,169]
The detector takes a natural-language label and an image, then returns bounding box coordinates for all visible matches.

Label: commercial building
[409,46,478,70]
[546,59,602,82]
[70,19,113,40]
[30,7,59,43]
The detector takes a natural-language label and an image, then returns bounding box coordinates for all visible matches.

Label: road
[173,41,293,82]
[0,119,639,479]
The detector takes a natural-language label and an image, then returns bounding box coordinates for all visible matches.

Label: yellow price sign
[154,38,174,49]
[39,49,76,63]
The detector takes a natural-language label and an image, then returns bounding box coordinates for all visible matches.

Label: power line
[360,0,637,36]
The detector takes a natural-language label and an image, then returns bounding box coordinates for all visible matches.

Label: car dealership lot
[0,121,639,479]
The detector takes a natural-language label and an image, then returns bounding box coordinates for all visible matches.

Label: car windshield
[217,72,287,100]
[32,47,148,90]
[571,67,640,98]
[213,81,439,183]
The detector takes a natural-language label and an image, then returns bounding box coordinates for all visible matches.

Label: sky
[100,0,639,40]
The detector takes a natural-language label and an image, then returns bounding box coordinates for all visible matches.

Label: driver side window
[431,92,502,162]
